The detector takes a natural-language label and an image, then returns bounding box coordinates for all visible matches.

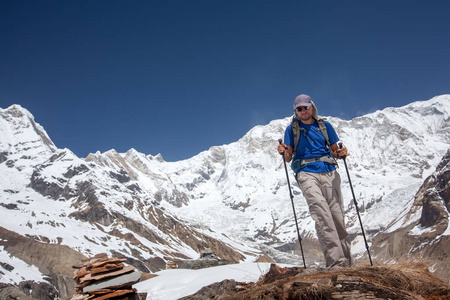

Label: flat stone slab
[82,269,141,293]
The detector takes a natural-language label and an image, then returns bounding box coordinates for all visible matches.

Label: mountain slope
[0,95,449,298]
[371,148,450,280]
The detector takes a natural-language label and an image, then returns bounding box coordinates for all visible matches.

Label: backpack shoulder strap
[317,118,331,150]
[291,117,300,154]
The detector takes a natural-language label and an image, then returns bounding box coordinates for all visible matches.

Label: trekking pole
[278,139,307,269]
[338,142,373,266]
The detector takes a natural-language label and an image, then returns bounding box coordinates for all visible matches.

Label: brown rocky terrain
[181,263,450,300]
[0,226,87,299]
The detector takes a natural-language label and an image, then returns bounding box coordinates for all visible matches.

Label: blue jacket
[284,118,339,173]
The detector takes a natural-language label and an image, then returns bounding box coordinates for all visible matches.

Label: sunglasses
[295,106,311,112]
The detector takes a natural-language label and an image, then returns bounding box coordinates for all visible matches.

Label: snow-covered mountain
[0,95,449,298]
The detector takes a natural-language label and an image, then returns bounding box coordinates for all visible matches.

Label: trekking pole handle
[337,141,345,159]
[278,139,287,154]
[278,139,288,148]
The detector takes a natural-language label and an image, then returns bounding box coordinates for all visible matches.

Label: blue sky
[1,1,449,161]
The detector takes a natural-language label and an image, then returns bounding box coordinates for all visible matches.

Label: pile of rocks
[69,253,142,300]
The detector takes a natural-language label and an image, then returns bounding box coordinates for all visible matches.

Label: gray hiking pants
[296,170,352,268]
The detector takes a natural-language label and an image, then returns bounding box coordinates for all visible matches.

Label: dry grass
[185,263,450,300]
[334,263,449,299]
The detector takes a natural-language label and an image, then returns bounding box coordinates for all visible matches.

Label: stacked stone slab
[69,253,142,300]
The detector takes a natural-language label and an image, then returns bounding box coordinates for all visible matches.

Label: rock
[69,255,142,299]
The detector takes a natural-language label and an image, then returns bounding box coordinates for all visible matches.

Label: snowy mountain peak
[0,104,56,157]
[0,104,59,190]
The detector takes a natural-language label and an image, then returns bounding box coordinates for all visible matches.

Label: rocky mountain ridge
[0,95,449,298]
[371,148,450,280]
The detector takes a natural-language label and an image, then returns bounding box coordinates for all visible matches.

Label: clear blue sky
[1,1,449,161]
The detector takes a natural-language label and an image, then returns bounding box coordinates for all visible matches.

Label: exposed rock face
[0,226,87,299]
[371,148,450,281]
[66,180,245,271]
[420,149,450,228]
[0,284,35,300]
